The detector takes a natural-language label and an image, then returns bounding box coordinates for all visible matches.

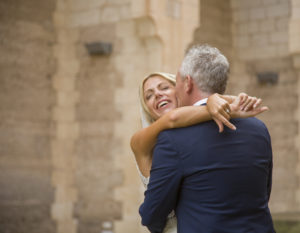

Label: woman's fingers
[219,115,236,131]
[213,114,236,132]
[238,93,248,105]
[253,98,262,109]
[213,117,224,133]
[252,106,269,116]
[241,97,255,111]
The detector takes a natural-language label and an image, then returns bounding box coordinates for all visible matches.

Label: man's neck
[189,92,210,106]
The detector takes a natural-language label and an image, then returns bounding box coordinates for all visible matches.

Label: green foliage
[274,220,300,233]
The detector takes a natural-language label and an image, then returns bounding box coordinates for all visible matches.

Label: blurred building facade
[0,0,299,233]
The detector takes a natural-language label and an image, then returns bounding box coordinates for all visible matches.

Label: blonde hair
[139,72,176,127]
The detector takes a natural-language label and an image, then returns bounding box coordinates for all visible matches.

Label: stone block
[230,0,240,9]
[53,75,77,91]
[289,32,300,54]
[79,122,112,137]
[119,4,131,20]
[262,0,278,6]
[75,137,114,162]
[51,202,74,220]
[235,35,250,48]
[52,170,75,187]
[0,0,55,23]
[137,18,156,38]
[53,106,76,122]
[57,91,79,107]
[237,22,249,35]
[233,9,249,22]
[166,0,182,19]
[52,139,75,157]
[249,8,266,20]
[0,124,51,159]
[270,31,289,44]
[55,122,79,139]
[69,9,100,28]
[291,5,300,18]
[0,204,56,233]
[52,145,76,170]
[251,33,269,46]
[259,19,276,32]
[239,0,263,8]
[101,6,120,23]
[107,0,131,5]
[0,168,53,202]
[56,59,80,77]
[55,187,78,203]
[292,54,300,69]
[276,44,289,57]
[266,3,290,18]
[53,12,69,28]
[57,219,78,233]
[56,28,79,44]
[71,0,106,12]
[79,23,116,43]
[248,21,260,33]
[276,18,289,30]
[54,44,77,61]
[75,199,122,220]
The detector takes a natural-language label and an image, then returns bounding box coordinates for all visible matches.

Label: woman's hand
[207,93,236,133]
[207,93,269,132]
[230,93,269,118]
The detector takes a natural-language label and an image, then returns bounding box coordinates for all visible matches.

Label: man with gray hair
[140,45,275,233]
[176,45,229,107]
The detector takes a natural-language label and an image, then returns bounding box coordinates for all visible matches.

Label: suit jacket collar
[193,98,208,106]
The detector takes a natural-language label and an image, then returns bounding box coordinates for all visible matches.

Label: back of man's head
[179,44,229,94]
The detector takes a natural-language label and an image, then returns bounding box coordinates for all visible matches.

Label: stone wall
[1,1,299,233]
[75,18,123,233]
[230,0,300,215]
[193,0,233,59]
[232,0,290,60]
[191,0,300,218]
[50,1,131,233]
[0,0,56,232]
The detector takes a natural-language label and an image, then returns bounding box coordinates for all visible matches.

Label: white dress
[137,167,177,233]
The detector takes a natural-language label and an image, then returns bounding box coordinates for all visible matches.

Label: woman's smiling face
[143,75,178,120]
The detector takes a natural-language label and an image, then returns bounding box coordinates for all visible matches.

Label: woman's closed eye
[145,93,153,100]
[160,85,169,90]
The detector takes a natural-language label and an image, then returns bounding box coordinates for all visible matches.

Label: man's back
[139,117,275,233]
[169,117,275,233]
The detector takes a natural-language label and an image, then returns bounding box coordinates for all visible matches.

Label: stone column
[131,0,199,72]
[114,1,199,233]
[51,0,79,232]
[289,0,300,211]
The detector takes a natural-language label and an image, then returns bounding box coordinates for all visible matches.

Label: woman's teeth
[158,101,168,108]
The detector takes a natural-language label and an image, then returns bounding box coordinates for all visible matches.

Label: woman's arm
[131,98,234,177]
[131,93,268,177]
[207,93,267,131]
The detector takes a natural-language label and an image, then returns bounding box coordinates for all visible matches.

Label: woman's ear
[184,75,193,94]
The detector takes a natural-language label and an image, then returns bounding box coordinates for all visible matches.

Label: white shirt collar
[193,98,208,106]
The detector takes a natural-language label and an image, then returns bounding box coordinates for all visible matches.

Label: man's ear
[184,75,193,94]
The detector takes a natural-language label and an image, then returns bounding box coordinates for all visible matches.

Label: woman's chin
[159,107,175,116]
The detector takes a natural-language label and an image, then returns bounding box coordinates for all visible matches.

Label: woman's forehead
[143,76,172,91]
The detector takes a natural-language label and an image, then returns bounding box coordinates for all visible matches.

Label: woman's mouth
[157,100,170,109]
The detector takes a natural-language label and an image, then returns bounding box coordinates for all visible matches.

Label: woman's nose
[154,90,163,99]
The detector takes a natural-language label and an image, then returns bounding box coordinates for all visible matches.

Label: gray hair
[179,44,229,94]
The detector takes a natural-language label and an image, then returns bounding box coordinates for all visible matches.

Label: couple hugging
[131,45,275,233]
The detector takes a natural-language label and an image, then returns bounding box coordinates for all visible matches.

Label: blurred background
[0,0,299,232]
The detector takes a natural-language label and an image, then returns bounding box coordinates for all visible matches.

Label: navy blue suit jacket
[139,117,275,233]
